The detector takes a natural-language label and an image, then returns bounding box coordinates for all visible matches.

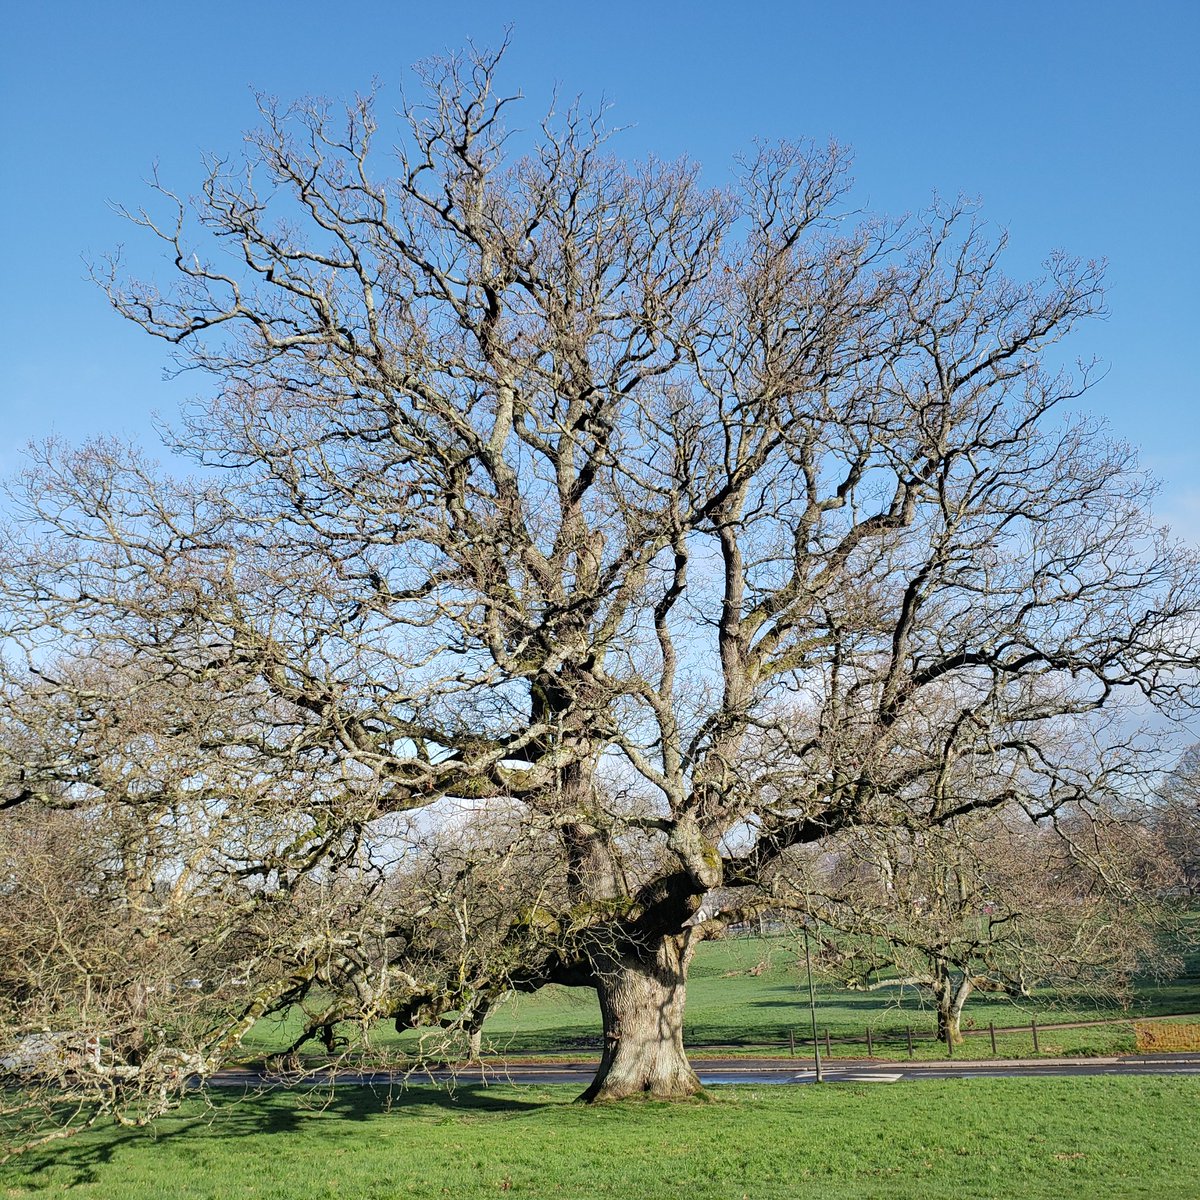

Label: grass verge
[2,1077,1196,1199]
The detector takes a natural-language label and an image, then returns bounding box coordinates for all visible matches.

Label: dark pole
[803,923,823,1083]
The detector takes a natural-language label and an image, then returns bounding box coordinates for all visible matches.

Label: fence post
[789,1029,795,1057]
[866,1026,873,1056]
[802,924,823,1083]
[1031,1019,1040,1053]
[825,1029,832,1058]
[990,1022,997,1054]
[906,1026,913,1057]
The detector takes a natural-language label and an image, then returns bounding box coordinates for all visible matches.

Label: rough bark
[578,935,703,1102]
[936,1005,964,1048]
[466,1024,483,1063]
[932,969,967,1047]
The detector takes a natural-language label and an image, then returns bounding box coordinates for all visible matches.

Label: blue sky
[2,1,1196,538]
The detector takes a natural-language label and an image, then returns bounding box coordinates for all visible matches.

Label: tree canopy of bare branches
[2,41,1198,1125]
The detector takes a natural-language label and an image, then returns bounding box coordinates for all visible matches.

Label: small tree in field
[812,806,1176,1047]
[1155,745,1200,897]
[2,40,1198,1122]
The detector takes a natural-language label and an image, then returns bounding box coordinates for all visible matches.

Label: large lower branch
[722,814,835,886]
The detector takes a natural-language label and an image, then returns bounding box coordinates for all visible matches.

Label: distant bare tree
[1154,745,1200,896]
[808,803,1177,1046]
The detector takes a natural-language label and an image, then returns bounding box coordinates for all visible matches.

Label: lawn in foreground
[3,1077,1196,1199]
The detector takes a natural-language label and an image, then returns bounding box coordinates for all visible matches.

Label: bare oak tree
[810,804,1177,1046]
[3,41,1198,1112]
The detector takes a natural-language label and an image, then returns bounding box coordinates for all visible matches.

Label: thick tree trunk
[578,935,703,1102]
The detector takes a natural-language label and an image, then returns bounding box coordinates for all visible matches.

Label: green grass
[3,1078,1196,1199]
[241,928,1200,1062]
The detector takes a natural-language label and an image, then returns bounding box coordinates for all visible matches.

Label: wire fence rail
[776,1011,1200,1058]
[487,1011,1200,1060]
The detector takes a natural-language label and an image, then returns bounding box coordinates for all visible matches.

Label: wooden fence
[782,1011,1200,1058]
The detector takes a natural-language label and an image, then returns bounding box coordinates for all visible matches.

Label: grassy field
[482,934,1199,1057]
[241,928,1200,1062]
[3,1078,1196,1199]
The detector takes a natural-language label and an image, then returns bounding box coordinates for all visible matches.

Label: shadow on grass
[12,1084,557,1191]
[742,994,931,1014]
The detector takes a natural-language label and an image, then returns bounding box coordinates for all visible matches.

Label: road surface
[212,1053,1200,1090]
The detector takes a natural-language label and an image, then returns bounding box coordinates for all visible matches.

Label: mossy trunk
[936,1005,964,1047]
[933,969,972,1048]
[931,966,966,1048]
[579,935,703,1102]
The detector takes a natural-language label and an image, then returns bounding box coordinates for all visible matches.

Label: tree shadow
[8,1083,558,1191]
[743,994,928,1013]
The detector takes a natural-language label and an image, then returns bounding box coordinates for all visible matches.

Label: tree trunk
[936,1004,964,1048]
[466,1018,484,1063]
[947,977,974,1049]
[578,935,704,1102]
[931,966,965,1048]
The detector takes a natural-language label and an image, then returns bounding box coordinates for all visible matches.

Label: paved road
[213,1053,1200,1090]
[693,1054,1200,1085]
